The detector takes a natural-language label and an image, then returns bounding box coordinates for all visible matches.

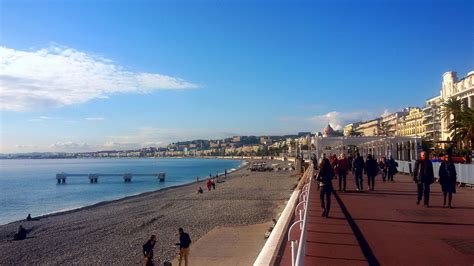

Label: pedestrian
[224,169,227,177]
[176,227,192,266]
[211,178,216,190]
[330,154,338,180]
[413,151,435,208]
[317,158,334,218]
[353,153,365,191]
[379,157,387,182]
[206,179,212,191]
[337,153,349,192]
[387,156,398,182]
[438,153,457,208]
[143,235,157,266]
[365,154,378,191]
[348,155,353,172]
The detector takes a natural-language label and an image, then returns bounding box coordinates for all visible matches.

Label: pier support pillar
[123,174,132,182]
[158,173,165,182]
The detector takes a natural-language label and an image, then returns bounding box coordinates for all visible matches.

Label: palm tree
[448,107,474,150]
[441,97,463,147]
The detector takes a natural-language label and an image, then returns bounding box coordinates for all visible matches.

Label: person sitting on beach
[26,214,31,221]
[142,235,157,266]
[13,225,27,240]
[175,228,192,266]
[206,179,212,191]
[197,187,203,194]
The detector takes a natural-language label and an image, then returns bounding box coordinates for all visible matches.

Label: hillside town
[2,71,473,160]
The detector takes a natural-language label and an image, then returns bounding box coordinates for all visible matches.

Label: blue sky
[0,0,473,153]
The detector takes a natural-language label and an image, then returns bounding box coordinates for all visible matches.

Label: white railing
[287,165,313,266]
[254,163,313,266]
[396,160,474,185]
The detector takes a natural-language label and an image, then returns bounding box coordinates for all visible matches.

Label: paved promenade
[278,172,474,266]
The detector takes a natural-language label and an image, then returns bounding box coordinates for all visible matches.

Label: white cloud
[27,116,60,122]
[0,45,200,111]
[307,111,376,130]
[380,109,392,117]
[85,117,105,121]
[101,141,141,150]
[48,141,91,152]
[27,118,44,122]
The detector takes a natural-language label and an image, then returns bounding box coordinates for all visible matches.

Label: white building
[423,71,474,143]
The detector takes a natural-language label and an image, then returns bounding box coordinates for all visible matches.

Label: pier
[55,172,165,183]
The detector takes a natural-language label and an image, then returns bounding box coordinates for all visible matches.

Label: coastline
[0,159,298,264]
[0,158,246,226]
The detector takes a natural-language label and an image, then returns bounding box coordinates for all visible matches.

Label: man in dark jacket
[353,153,365,191]
[365,154,378,191]
[143,235,156,266]
[13,225,27,240]
[387,156,398,182]
[413,151,435,207]
[176,227,192,266]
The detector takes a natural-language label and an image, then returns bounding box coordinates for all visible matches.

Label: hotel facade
[344,70,474,145]
[397,107,425,137]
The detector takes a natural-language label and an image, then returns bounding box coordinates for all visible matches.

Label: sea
[0,158,244,225]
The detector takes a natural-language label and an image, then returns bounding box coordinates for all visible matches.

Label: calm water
[0,158,243,225]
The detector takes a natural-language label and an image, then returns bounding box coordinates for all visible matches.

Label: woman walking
[439,153,457,208]
[317,158,335,218]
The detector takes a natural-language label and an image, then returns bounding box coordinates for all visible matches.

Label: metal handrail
[294,175,312,265]
[288,164,313,266]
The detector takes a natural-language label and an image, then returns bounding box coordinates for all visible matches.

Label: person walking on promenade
[439,153,457,208]
[379,157,387,182]
[337,153,350,192]
[330,154,338,180]
[365,154,378,191]
[387,156,398,182]
[143,235,157,266]
[176,227,192,266]
[413,151,435,208]
[353,153,365,191]
[317,158,334,218]
[348,155,353,172]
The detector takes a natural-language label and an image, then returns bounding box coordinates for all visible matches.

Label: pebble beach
[0,159,299,265]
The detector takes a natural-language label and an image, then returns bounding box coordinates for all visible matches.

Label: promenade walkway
[277,172,474,266]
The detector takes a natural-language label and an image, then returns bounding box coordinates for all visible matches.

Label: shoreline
[0,159,298,264]
[1,159,248,226]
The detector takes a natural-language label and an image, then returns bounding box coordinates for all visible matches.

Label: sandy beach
[0,159,299,265]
